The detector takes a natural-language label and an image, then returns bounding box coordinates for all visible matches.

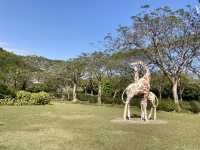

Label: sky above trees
[0,0,198,60]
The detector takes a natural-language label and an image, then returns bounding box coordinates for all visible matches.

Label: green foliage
[102,95,114,104]
[0,83,15,98]
[102,82,112,96]
[0,96,15,105]
[157,99,176,112]
[189,101,200,113]
[15,91,32,105]
[2,91,51,106]
[183,82,200,101]
[151,73,172,98]
[180,101,191,112]
[77,93,97,103]
[180,101,200,113]
[27,83,49,93]
[30,92,50,105]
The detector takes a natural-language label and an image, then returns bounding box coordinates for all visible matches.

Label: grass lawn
[0,102,200,150]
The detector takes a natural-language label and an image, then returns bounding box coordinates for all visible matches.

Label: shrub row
[0,96,15,105]
[157,100,200,113]
[157,99,176,112]
[0,91,50,106]
[77,92,200,113]
[190,101,200,113]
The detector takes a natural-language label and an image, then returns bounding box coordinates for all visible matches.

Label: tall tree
[87,52,108,104]
[116,6,200,110]
[65,57,86,102]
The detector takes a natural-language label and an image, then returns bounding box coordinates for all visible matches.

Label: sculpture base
[111,118,167,124]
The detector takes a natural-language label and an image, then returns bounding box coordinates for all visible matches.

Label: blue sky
[0,0,198,60]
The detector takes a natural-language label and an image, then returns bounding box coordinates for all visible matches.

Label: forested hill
[0,48,65,75]
[0,48,67,96]
[0,48,31,73]
[23,55,65,74]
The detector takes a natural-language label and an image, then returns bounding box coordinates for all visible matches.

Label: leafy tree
[65,57,86,102]
[114,6,200,111]
[86,52,108,104]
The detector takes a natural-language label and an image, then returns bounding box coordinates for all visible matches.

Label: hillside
[0,48,65,76]
[0,48,67,96]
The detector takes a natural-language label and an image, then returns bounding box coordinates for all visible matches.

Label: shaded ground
[0,102,200,150]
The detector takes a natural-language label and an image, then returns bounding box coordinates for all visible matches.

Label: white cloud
[0,41,35,56]
[7,48,34,56]
[0,41,9,47]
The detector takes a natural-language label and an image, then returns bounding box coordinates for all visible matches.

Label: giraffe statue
[132,63,159,120]
[122,61,151,121]
[139,91,159,120]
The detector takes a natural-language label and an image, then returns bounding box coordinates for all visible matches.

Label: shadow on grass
[132,114,141,118]
[125,113,141,119]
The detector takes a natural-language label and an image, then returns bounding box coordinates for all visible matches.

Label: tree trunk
[84,86,87,96]
[112,90,118,104]
[91,90,93,96]
[64,86,70,100]
[14,79,17,88]
[67,87,70,100]
[172,78,181,111]
[97,82,102,105]
[67,91,70,100]
[72,83,78,102]
[179,82,184,102]
[179,88,184,102]
[113,90,118,99]
[159,86,162,100]
[22,80,27,90]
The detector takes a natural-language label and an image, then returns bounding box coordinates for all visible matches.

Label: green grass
[0,102,200,150]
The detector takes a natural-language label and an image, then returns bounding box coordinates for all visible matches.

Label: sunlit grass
[0,102,199,150]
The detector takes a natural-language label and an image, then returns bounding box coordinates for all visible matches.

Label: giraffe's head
[130,62,138,69]
[130,61,143,69]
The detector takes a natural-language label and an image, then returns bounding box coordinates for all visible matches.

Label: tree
[87,52,108,104]
[116,6,200,110]
[65,57,86,102]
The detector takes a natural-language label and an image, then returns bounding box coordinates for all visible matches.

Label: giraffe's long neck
[131,61,151,82]
[145,67,151,80]
[138,61,151,81]
[134,66,139,81]
[143,69,151,85]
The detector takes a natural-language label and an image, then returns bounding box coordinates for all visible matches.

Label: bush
[27,84,49,93]
[30,92,50,105]
[157,99,176,112]
[0,96,15,105]
[15,91,32,106]
[14,91,50,105]
[77,93,97,103]
[180,101,192,112]
[0,83,15,98]
[189,101,200,113]
[183,83,200,101]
